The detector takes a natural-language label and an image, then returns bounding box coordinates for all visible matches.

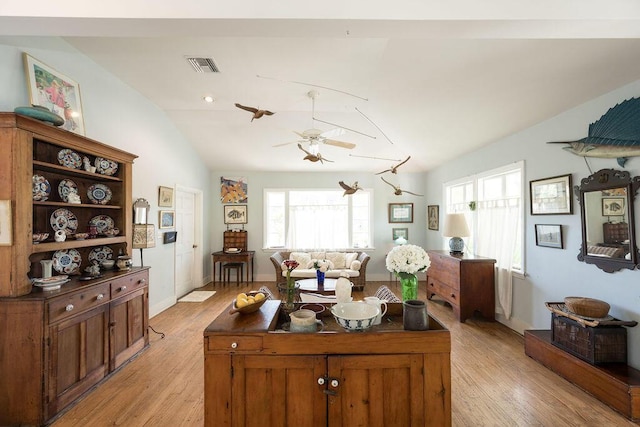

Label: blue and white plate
[32,174,51,201]
[94,157,118,176]
[89,215,115,234]
[50,208,78,235]
[52,249,82,274]
[57,149,82,169]
[88,246,114,264]
[87,183,112,205]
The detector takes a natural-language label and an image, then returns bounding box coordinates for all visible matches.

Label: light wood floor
[51,281,635,427]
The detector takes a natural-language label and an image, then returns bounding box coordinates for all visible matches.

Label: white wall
[424,80,640,369]
[209,171,427,282]
[0,37,212,317]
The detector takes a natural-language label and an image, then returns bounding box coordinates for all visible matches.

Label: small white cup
[289,309,322,333]
[364,296,388,325]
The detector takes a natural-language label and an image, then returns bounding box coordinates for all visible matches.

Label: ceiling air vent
[186,57,220,73]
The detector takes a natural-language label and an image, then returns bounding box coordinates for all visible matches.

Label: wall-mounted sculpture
[549,97,640,167]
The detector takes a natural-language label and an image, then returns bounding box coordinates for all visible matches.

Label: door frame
[174,185,204,295]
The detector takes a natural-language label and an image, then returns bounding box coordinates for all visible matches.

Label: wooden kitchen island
[203,300,451,427]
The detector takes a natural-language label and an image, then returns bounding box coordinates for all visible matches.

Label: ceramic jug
[54,229,66,242]
[335,272,353,303]
[403,299,429,331]
[364,296,388,325]
[40,259,53,279]
[289,309,323,333]
[116,256,132,271]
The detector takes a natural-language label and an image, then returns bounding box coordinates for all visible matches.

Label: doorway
[174,185,203,298]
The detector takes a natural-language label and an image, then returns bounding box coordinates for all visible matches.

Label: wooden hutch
[0,113,149,426]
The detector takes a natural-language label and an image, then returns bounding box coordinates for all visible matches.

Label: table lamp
[443,213,469,255]
[133,224,156,266]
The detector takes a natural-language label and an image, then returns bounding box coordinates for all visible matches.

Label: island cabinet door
[327,354,435,427]
[231,355,327,427]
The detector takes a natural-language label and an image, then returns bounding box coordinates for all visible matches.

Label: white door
[175,186,203,298]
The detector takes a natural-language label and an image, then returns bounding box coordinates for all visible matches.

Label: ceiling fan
[273,90,356,150]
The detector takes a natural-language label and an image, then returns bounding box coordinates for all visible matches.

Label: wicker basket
[564,296,610,318]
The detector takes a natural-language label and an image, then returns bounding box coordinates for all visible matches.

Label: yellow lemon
[247,296,255,304]
[235,297,249,308]
[254,292,265,301]
[237,293,247,300]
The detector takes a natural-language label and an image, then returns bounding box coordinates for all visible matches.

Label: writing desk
[211,251,255,285]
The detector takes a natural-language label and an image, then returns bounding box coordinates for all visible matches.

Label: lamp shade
[133,224,156,249]
[443,213,470,238]
[394,236,407,245]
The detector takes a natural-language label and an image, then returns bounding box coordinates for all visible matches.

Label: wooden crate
[551,313,627,365]
[223,230,247,251]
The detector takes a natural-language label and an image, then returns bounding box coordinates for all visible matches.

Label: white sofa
[269,251,370,290]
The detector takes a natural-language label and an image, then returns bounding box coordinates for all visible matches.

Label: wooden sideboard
[203,300,451,426]
[426,250,496,322]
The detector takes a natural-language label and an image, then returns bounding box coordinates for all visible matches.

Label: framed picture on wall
[535,224,563,249]
[158,186,174,207]
[23,53,86,135]
[427,205,439,230]
[389,203,413,223]
[392,228,408,241]
[224,205,248,224]
[602,197,625,216]
[159,210,175,229]
[530,174,573,215]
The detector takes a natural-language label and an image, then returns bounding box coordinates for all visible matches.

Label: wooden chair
[223,262,244,286]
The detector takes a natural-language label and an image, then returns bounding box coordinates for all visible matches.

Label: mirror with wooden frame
[576,169,640,273]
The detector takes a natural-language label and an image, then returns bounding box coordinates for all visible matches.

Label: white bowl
[331,302,379,332]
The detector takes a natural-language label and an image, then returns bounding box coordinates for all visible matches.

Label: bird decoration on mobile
[548,97,640,167]
[234,103,275,121]
[298,143,333,164]
[381,176,423,196]
[376,156,411,175]
[339,181,361,196]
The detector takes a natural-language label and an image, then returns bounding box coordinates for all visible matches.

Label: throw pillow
[310,251,326,260]
[350,260,361,271]
[289,252,311,268]
[345,252,358,268]
[326,252,347,269]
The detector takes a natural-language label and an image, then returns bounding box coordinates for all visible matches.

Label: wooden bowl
[229,291,268,314]
[564,296,610,318]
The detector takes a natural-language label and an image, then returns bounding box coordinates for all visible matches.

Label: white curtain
[475,198,520,319]
[286,205,349,249]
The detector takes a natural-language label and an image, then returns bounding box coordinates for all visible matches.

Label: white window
[264,189,372,249]
[444,161,524,273]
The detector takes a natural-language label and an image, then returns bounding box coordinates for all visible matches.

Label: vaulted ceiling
[2,1,640,172]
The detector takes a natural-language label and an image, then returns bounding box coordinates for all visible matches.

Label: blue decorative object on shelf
[14,105,64,126]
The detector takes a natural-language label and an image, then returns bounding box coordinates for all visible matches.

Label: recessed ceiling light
[203,96,214,103]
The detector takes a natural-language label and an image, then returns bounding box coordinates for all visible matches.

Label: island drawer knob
[65,304,74,312]
[317,377,325,385]
[330,379,339,388]
[231,342,238,349]
[97,293,104,300]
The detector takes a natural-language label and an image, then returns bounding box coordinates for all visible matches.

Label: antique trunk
[551,313,627,365]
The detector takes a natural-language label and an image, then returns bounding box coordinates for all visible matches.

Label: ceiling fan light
[203,96,214,103]
[309,143,320,155]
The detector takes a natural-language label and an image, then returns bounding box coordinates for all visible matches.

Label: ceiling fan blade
[293,130,306,138]
[273,141,297,147]
[324,139,356,149]
[321,128,346,139]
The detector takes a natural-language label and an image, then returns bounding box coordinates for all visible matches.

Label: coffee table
[296,278,337,294]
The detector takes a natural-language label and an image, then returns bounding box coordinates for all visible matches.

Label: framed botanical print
[530,174,573,215]
[392,228,408,241]
[602,197,625,216]
[158,186,174,207]
[389,203,413,223]
[224,205,248,224]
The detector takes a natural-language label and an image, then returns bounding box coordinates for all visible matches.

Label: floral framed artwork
[158,186,174,207]
[428,205,439,230]
[224,205,248,224]
[0,200,12,246]
[389,203,413,223]
[221,176,247,204]
[530,174,573,215]
[159,210,175,229]
[535,224,563,249]
[602,197,626,216]
[23,53,85,135]
[392,228,408,241]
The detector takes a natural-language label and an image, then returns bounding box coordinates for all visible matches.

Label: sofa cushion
[289,252,312,268]
[326,252,347,269]
[345,252,358,268]
[350,260,362,271]
[310,251,326,260]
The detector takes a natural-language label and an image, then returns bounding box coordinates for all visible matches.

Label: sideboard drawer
[110,270,148,298]
[207,335,264,353]
[48,283,111,324]
[427,277,458,306]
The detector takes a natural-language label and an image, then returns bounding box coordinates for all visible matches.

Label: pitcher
[364,296,388,325]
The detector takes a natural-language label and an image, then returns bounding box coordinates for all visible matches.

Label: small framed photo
[602,197,626,216]
[392,228,408,241]
[389,203,413,223]
[159,210,175,229]
[530,174,573,215]
[23,53,85,135]
[158,186,174,207]
[224,205,248,224]
[0,200,12,246]
[428,205,439,230]
[535,224,563,249]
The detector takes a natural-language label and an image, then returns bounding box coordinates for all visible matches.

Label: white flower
[385,244,430,275]
[313,259,330,273]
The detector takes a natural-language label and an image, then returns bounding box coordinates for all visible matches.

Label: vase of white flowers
[385,244,430,301]
[313,259,330,287]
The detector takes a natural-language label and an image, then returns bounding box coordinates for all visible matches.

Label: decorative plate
[52,249,82,274]
[89,215,115,234]
[58,179,79,202]
[88,246,114,264]
[33,279,70,291]
[57,149,82,169]
[32,174,51,201]
[50,208,78,235]
[94,157,119,176]
[87,183,112,205]
[14,105,64,126]
[33,275,69,285]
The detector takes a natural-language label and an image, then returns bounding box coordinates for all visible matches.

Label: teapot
[116,256,132,271]
[335,272,353,303]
